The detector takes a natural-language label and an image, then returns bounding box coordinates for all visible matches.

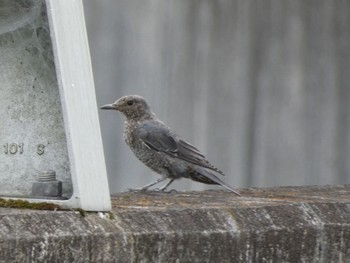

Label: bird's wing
[135,122,225,175]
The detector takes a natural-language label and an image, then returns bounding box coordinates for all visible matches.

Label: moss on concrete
[0,198,61,210]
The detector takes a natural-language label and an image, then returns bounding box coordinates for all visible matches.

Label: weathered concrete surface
[0,185,349,262]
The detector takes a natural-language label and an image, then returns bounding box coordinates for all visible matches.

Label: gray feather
[136,122,225,174]
[191,166,241,196]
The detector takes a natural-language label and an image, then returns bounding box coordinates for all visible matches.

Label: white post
[45,0,111,211]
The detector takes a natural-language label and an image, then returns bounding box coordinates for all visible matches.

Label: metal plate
[0,0,72,198]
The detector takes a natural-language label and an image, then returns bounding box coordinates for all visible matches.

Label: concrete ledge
[0,185,349,262]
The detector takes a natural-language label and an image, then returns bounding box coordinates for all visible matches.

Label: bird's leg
[159,179,175,192]
[131,177,168,191]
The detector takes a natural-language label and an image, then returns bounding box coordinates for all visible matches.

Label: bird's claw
[152,188,177,193]
[127,188,148,192]
[127,187,176,193]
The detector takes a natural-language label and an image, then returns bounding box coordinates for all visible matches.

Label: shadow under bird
[100,95,241,196]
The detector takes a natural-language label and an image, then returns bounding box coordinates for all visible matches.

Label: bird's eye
[127,100,134,106]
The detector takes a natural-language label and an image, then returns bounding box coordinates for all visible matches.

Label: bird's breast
[123,121,135,146]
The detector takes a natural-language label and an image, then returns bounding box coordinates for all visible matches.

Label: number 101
[3,143,24,154]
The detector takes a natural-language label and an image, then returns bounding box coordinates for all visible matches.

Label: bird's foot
[127,187,148,192]
[153,188,177,193]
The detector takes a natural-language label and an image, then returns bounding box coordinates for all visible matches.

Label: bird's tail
[190,165,241,197]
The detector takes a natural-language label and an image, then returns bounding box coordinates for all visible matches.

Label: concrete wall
[0,185,349,262]
[83,0,350,193]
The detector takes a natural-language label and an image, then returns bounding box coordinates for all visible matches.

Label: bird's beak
[100,104,117,110]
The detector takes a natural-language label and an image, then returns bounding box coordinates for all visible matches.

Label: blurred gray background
[83,0,350,193]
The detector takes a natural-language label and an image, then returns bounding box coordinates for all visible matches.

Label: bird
[100,95,241,196]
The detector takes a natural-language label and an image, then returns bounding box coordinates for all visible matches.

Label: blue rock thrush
[100,95,241,196]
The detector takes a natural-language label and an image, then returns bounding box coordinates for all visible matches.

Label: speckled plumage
[100,95,241,196]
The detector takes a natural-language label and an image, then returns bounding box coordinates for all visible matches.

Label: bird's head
[100,95,153,120]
